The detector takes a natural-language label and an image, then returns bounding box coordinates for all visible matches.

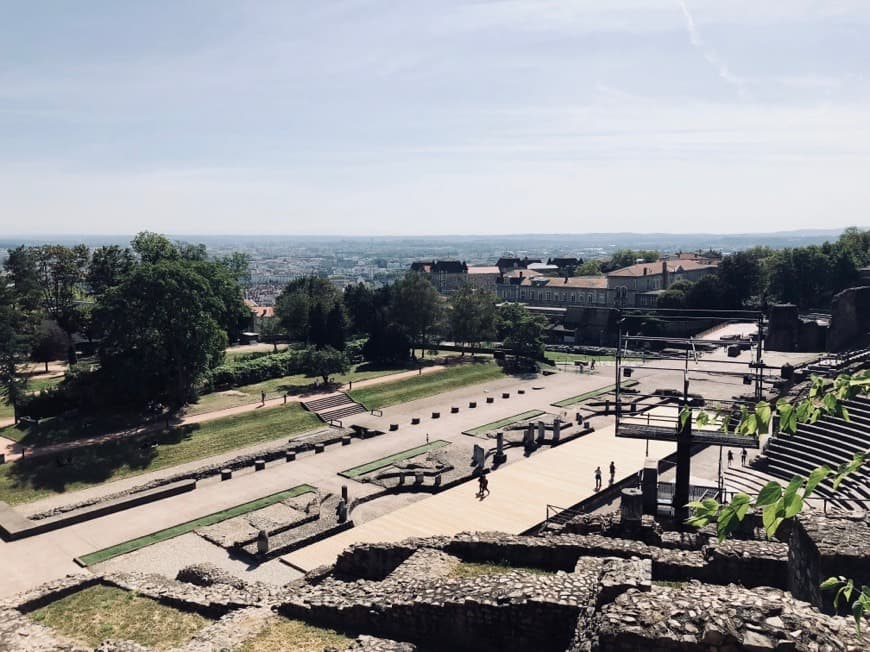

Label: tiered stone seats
[761,395,870,510]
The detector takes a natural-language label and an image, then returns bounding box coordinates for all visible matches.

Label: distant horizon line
[1,227,866,240]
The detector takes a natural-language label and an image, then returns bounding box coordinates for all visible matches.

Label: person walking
[741,448,747,467]
[477,473,490,498]
[727,450,734,467]
[261,390,266,406]
[609,461,616,484]
[594,466,602,491]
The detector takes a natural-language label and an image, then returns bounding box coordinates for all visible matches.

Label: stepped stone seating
[759,395,870,510]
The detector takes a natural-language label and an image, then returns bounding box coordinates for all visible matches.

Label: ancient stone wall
[828,285,870,351]
[788,513,870,613]
[590,582,863,651]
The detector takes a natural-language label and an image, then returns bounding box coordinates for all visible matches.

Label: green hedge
[203,350,306,389]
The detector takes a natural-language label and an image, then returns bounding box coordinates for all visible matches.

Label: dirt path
[1,364,449,463]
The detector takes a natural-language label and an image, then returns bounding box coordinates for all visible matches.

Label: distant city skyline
[2,1,870,235]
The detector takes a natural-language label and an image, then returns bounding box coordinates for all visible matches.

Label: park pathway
[0,364,447,463]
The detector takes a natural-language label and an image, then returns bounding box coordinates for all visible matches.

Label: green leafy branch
[678,369,869,437]
[820,577,870,632]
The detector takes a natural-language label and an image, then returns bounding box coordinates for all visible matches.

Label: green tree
[449,284,497,355]
[325,304,346,351]
[360,285,410,363]
[391,273,444,358]
[131,231,180,264]
[498,303,547,363]
[95,261,227,407]
[300,346,349,385]
[88,245,135,296]
[0,284,30,422]
[275,276,343,344]
[218,252,251,285]
[602,249,660,272]
[343,282,376,336]
[30,319,69,373]
[188,260,250,342]
[685,274,730,309]
[575,260,603,276]
[656,279,693,309]
[31,244,90,336]
[716,248,769,308]
[3,246,42,311]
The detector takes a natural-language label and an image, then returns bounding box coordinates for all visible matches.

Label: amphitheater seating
[758,395,870,510]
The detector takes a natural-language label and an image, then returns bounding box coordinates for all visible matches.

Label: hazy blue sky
[2,1,869,235]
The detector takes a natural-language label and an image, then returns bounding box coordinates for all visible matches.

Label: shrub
[203,350,305,389]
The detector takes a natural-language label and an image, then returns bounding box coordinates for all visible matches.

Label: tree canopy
[449,284,497,355]
[95,260,228,407]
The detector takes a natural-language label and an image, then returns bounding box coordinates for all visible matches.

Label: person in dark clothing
[741,448,747,466]
[609,461,616,484]
[594,466,602,491]
[727,450,734,467]
[477,474,490,497]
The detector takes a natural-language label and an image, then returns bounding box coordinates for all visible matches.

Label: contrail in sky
[678,0,748,96]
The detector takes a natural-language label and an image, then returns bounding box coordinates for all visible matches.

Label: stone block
[254,459,266,471]
[285,450,296,462]
[342,436,352,446]
[486,396,494,403]
[314,443,325,454]
[432,411,440,419]
[468,401,477,408]
[450,406,459,413]
[502,392,510,399]
[220,468,232,481]
[411,417,421,425]
[389,423,399,431]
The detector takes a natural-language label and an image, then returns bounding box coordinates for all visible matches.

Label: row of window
[497,288,610,304]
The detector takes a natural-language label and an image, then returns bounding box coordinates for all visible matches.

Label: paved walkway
[281,423,675,572]
[0,364,448,463]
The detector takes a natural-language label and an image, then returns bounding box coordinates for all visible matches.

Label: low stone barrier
[221,468,233,481]
[0,479,197,541]
[254,459,265,471]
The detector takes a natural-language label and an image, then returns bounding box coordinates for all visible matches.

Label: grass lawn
[184,362,409,416]
[464,409,546,438]
[550,379,639,408]
[339,440,450,479]
[349,362,506,410]
[449,561,552,578]
[0,404,321,505]
[28,584,211,649]
[78,484,315,566]
[239,617,354,652]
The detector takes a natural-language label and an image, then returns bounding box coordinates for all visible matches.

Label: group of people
[594,461,616,491]
[727,448,749,467]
